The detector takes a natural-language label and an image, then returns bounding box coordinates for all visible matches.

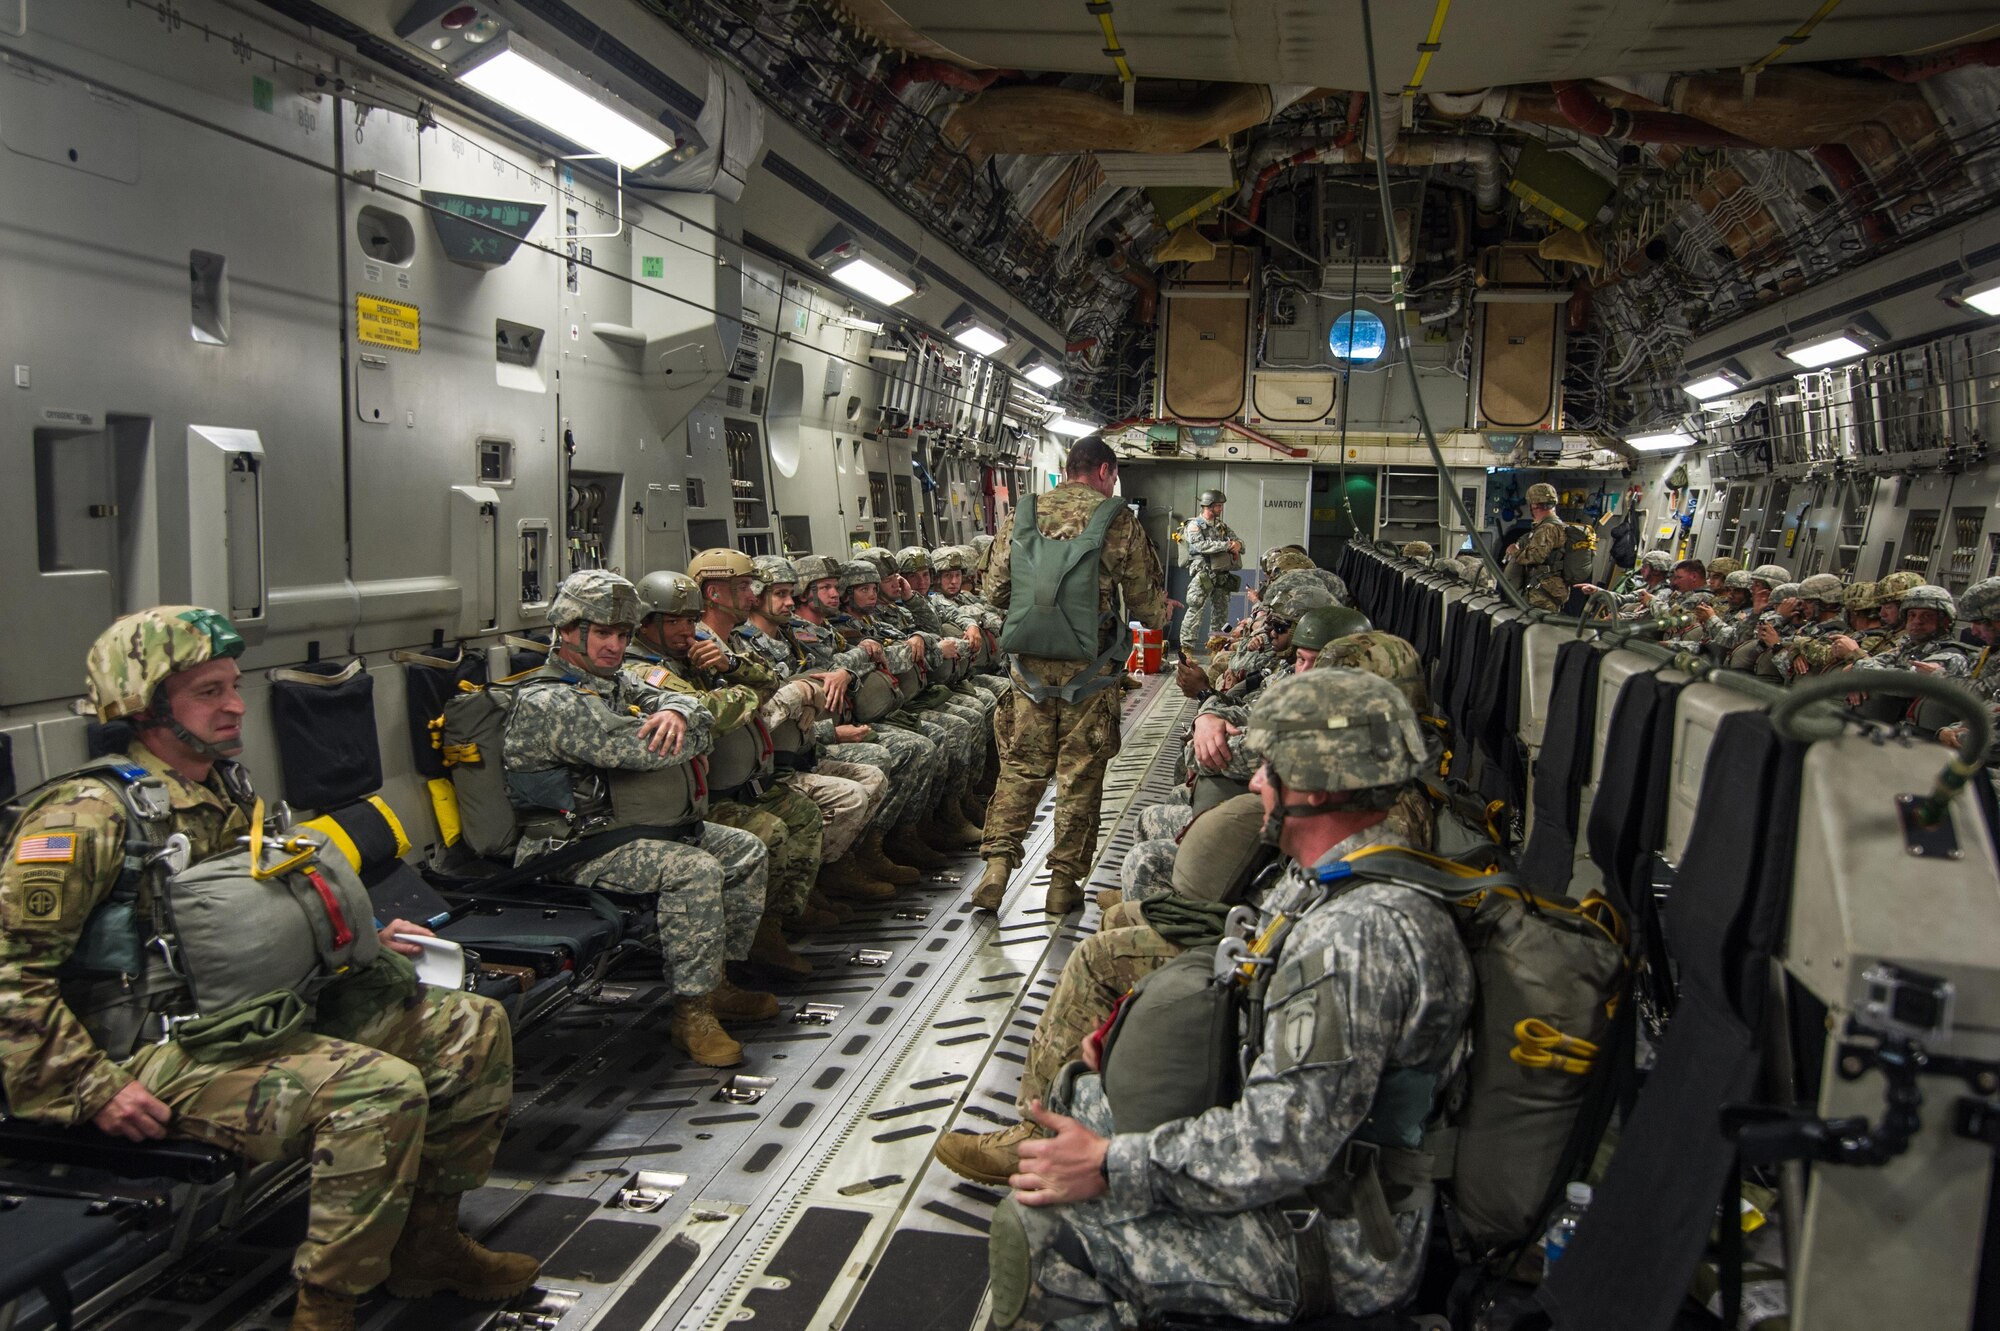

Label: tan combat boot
[385,1191,542,1300]
[290,1285,356,1331]
[937,800,984,846]
[918,815,968,856]
[889,828,950,871]
[746,914,813,980]
[806,888,853,924]
[818,856,896,901]
[1044,874,1085,915]
[1095,887,1122,913]
[932,1121,1047,1186]
[958,788,989,831]
[855,829,920,885]
[711,976,780,1021]
[669,995,744,1067]
[788,897,843,933]
[970,858,1011,911]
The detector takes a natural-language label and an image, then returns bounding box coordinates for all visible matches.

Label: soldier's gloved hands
[1012,1101,1109,1207]
[688,637,730,674]
[1757,622,1779,647]
[834,723,873,743]
[1193,714,1242,771]
[95,1082,172,1142]
[379,919,433,957]
[640,708,688,755]
[820,668,852,716]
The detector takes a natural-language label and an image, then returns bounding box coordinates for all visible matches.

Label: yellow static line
[1746,0,1842,74]
[1403,0,1452,95]
[1086,1,1135,83]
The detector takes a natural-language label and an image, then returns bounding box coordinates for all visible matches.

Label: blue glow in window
[1328,309,1388,362]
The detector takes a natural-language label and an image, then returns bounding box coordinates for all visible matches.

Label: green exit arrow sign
[422,192,546,270]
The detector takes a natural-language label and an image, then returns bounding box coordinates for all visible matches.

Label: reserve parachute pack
[997,491,1128,702]
[1562,521,1598,586]
[1094,843,1626,1258]
[17,758,383,1063]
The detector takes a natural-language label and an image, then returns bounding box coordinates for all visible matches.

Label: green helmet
[1291,605,1373,652]
[854,546,897,578]
[1263,581,1335,624]
[1310,630,1430,716]
[1723,570,1754,592]
[895,546,931,575]
[1639,551,1675,572]
[792,555,841,587]
[931,546,971,573]
[549,570,641,630]
[1842,580,1881,613]
[1244,668,1427,795]
[1260,545,1315,580]
[750,555,800,596]
[838,559,883,594]
[1958,577,2000,623]
[1526,482,1559,506]
[86,606,245,723]
[1878,571,1926,602]
[1901,583,1956,618]
[1199,489,1227,507]
[1749,563,1792,587]
[636,570,702,618]
[1797,573,1845,605]
[1707,556,1742,578]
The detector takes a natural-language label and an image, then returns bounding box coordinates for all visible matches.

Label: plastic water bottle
[1541,1182,1593,1271]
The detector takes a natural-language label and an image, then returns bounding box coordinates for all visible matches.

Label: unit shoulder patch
[20,883,63,922]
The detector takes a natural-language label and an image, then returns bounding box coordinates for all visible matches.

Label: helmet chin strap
[139,714,241,760]
[560,625,622,678]
[1256,774,1326,847]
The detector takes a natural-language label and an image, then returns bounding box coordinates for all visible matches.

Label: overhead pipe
[942,81,1279,159]
[1550,80,1758,149]
[1104,416,1308,458]
[1663,69,1934,149]
[1096,237,1159,325]
[1238,93,1366,229]
[1860,39,2000,83]
[1238,128,1508,226]
[1811,143,1895,247]
[887,58,1004,97]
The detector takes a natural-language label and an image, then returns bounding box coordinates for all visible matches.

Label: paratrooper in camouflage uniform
[1503,482,1571,611]
[1939,577,2000,759]
[1179,489,1244,654]
[1852,584,1975,678]
[1774,574,1851,676]
[501,571,773,1067]
[0,607,536,1331]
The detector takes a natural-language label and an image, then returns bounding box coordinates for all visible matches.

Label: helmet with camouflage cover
[1749,563,1792,588]
[1260,545,1316,580]
[931,546,971,573]
[1958,577,2000,623]
[86,606,246,724]
[749,555,800,597]
[1772,582,1802,605]
[1842,580,1881,613]
[1198,489,1227,507]
[1797,573,1845,605]
[1901,584,1956,619]
[1707,556,1742,578]
[1679,591,1716,611]
[1262,581,1335,624]
[1526,482,1559,506]
[687,547,754,586]
[838,559,883,594]
[1430,557,1463,582]
[1723,570,1754,592]
[635,570,703,619]
[1400,541,1433,560]
[895,546,931,575]
[1290,605,1372,652]
[1639,551,1675,572]
[548,569,641,630]
[1309,630,1430,716]
[793,555,841,587]
[971,533,995,558]
[853,546,896,576]
[1878,570,1925,603]
[1266,567,1350,605]
[1244,668,1427,799]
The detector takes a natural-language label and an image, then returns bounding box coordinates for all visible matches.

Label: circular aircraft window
[1328,308,1388,363]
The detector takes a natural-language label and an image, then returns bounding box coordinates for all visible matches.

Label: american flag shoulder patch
[645,667,670,688]
[17,834,77,864]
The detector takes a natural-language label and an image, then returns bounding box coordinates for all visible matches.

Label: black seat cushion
[0,1116,234,1184]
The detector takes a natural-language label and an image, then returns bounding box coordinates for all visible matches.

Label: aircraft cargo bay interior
[2,3,2000,1331]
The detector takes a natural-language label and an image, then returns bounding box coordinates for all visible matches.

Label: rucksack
[439,669,541,858]
[997,491,1128,702]
[1562,522,1597,585]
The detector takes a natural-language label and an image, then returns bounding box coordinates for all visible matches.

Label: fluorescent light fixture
[1047,415,1097,437]
[1776,317,1883,370]
[456,37,674,171]
[1626,430,1695,453]
[1682,361,1746,401]
[809,228,919,305]
[826,314,884,334]
[1019,355,1065,389]
[946,305,1009,358]
[1943,273,2000,317]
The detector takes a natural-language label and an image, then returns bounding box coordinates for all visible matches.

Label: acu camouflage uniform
[1853,630,1975,678]
[998,823,1474,1329]
[620,648,823,921]
[502,663,768,998]
[982,482,1170,885]
[0,742,513,1296]
[1179,510,1242,652]
[1506,513,1570,611]
[829,600,985,807]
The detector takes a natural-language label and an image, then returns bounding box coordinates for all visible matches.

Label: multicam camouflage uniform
[982,482,1170,886]
[1506,509,1571,611]
[502,663,768,998]
[994,669,1472,1331]
[1179,505,1242,652]
[0,738,514,1297]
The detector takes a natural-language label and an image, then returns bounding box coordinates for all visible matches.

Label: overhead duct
[1239,132,1508,221]
[942,81,1292,160]
[1096,237,1159,324]
[1661,69,1939,150]
[1550,82,1757,149]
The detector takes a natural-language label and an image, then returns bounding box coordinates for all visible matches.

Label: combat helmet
[1526,482,1559,506]
[838,559,883,594]
[1797,573,1845,606]
[792,555,841,587]
[750,556,800,597]
[1267,568,1351,605]
[548,569,641,630]
[1878,571,1926,603]
[1263,581,1335,625]
[688,547,754,586]
[1290,605,1372,652]
[1639,551,1675,572]
[1400,541,1434,560]
[635,571,702,619]
[1311,630,1430,715]
[86,606,245,725]
[895,546,931,575]
[1244,669,1427,803]
[1723,570,1754,593]
[1260,545,1316,580]
[1707,556,1742,578]
[1749,563,1792,587]
[931,546,970,573]
[1198,489,1227,507]
[1842,580,1881,614]
[1901,584,1957,620]
[1958,577,2000,623]
[1772,582,1802,605]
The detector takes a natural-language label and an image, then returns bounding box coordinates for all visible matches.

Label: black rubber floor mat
[840,1229,989,1331]
[593,1235,701,1331]
[542,1219,659,1283]
[738,1207,871,1331]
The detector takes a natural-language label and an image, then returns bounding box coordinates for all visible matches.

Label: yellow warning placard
[355,294,421,352]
